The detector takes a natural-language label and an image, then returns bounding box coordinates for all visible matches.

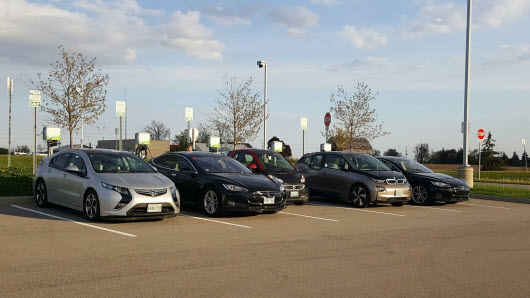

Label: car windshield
[256,152,294,172]
[346,154,390,171]
[398,159,434,174]
[87,153,154,173]
[193,156,251,173]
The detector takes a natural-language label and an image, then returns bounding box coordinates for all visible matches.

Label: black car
[376,156,470,205]
[228,149,309,205]
[295,152,412,208]
[148,152,286,217]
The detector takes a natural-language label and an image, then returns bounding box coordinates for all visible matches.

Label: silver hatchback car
[33,149,180,221]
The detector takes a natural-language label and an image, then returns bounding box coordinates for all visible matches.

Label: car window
[399,159,434,173]
[193,156,251,173]
[382,160,400,172]
[234,152,255,167]
[88,153,154,173]
[309,155,324,170]
[173,155,195,172]
[51,153,72,170]
[298,155,312,165]
[256,152,294,172]
[324,155,350,171]
[345,154,390,171]
[67,154,87,176]
[153,155,175,169]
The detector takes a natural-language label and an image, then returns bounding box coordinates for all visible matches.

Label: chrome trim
[284,184,305,190]
[134,188,168,197]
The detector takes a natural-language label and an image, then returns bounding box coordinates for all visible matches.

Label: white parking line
[182,214,252,229]
[461,203,511,210]
[307,203,406,217]
[279,211,339,222]
[407,205,463,213]
[11,205,137,238]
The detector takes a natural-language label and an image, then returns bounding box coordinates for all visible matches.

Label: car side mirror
[66,165,83,176]
[249,164,258,172]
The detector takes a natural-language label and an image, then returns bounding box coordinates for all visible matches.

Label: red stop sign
[477,129,485,140]
[324,112,331,127]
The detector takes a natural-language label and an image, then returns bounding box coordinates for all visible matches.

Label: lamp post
[458,0,474,188]
[257,60,267,149]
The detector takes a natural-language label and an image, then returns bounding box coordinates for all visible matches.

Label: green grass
[0,155,44,196]
[438,170,530,185]
[471,185,530,199]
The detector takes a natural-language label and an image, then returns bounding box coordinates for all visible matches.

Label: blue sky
[1,0,529,158]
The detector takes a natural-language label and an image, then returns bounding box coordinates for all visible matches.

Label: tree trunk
[69,127,73,148]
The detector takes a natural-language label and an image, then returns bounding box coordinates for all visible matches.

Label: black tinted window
[324,155,350,171]
[309,155,324,170]
[234,153,255,167]
[174,155,195,172]
[52,153,72,170]
[299,155,312,165]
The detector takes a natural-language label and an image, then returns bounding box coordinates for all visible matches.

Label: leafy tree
[143,120,171,140]
[383,148,402,157]
[207,76,266,150]
[372,149,381,156]
[414,143,430,163]
[172,129,189,150]
[0,147,7,155]
[481,132,505,170]
[28,45,109,148]
[508,151,521,167]
[267,136,293,157]
[327,82,388,150]
[15,145,30,153]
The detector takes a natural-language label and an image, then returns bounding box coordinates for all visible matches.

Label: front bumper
[374,184,412,204]
[220,191,287,213]
[284,184,309,202]
[430,186,470,202]
[98,187,180,218]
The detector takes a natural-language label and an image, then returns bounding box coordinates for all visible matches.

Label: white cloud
[477,0,530,28]
[400,2,466,39]
[0,0,224,65]
[309,0,341,5]
[340,26,388,50]
[269,6,319,36]
[202,6,251,26]
[286,28,307,38]
[482,44,530,66]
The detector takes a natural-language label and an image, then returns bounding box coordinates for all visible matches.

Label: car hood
[410,172,469,187]
[265,170,302,185]
[95,173,173,189]
[363,171,406,180]
[209,173,280,192]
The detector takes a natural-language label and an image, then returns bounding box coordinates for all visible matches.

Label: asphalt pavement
[1,198,529,297]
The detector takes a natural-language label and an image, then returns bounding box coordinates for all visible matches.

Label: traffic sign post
[477,129,485,181]
[301,117,307,155]
[188,127,198,150]
[324,112,331,143]
[116,101,126,151]
[185,107,193,149]
[29,90,41,174]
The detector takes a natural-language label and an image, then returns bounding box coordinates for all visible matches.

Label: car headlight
[223,184,248,192]
[267,175,284,184]
[369,177,385,184]
[279,184,285,192]
[101,182,130,195]
[301,175,306,183]
[431,181,451,188]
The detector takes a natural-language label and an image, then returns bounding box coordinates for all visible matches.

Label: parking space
[1,198,529,296]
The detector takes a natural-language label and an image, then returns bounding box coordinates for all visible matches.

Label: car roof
[301,151,372,157]
[377,156,406,161]
[58,148,123,155]
[168,151,227,158]
[231,148,278,154]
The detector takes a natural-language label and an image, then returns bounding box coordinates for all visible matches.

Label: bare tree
[144,121,171,140]
[28,45,109,148]
[327,82,388,150]
[207,76,266,150]
[414,143,430,163]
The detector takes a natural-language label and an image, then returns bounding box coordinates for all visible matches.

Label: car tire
[351,185,370,208]
[203,188,223,217]
[411,185,432,205]
[263,210,278,214]
[391,202,404,207]
[294,201,305,206]
[35,180,49,208]
[84,190,101,221]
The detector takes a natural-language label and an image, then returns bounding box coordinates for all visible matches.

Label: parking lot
[1,197,529,297]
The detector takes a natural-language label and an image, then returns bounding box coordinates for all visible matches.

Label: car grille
[284,184,305,190]
[249,191,283,204]
[386,179,406,185]
[134,188,167,197]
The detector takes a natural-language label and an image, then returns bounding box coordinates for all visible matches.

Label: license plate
[264,197,275,204]
[395,190,404,197]
[290,191,299,198]
[147,204,162,212]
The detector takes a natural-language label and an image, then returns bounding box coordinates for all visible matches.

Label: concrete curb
[471,194,530,204]
[0,196,34,205]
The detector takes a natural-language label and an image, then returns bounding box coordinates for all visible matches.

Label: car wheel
[203,188,223,217]
[294,201,305,206]
[84,190,100,221]
[391,202,404,207]
[35,180,49,208]
[411,185,432,205]
[351,185,370,208]
[263,210,278,214]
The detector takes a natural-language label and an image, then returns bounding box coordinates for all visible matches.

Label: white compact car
[33,149,180,221]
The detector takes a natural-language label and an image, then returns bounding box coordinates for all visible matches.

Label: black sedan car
[228,149,309,205]
[148,152,286,217]
[376,156,470,205]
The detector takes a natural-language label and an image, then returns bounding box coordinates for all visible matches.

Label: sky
[0,0,529,158]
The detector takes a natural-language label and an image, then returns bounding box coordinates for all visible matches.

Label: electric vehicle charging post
[320,143,331,152]
[43,127,61,156]
[271,141,283,153]
[208,136,220,153]
[135,132,151,159]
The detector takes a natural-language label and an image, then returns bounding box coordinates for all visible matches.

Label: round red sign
[477,129,485,140]
[324,112,331,127]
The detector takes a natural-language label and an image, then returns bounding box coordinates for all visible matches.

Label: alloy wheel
[36,182,47,207]
[412,186,428,204]
[204,190,218,215]
[85,194,98,219]
[352,186,367,207]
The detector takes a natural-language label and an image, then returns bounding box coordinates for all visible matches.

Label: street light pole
[7,77,13,168]
[458,0,474,188]
[257,60,267,149]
